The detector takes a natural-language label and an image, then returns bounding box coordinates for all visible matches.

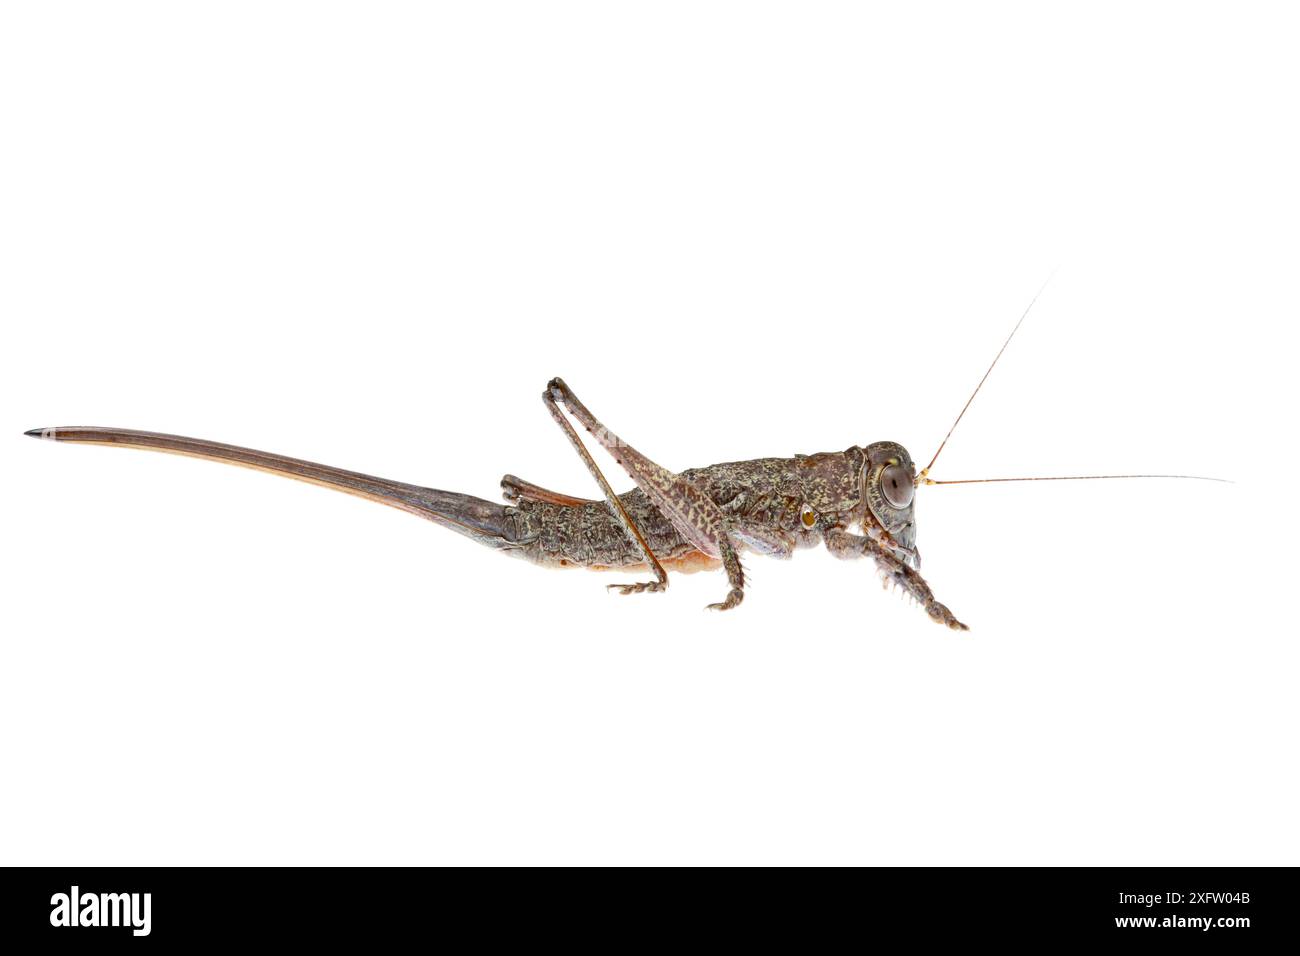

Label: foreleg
[824,528,967,630]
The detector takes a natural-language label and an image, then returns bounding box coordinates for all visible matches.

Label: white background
[2,2,1296,865]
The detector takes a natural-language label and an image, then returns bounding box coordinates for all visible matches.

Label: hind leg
[541,382,670,596]
[544,378,745,610]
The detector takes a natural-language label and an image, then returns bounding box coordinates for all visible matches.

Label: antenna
[924,473,1230,486]
[919,273,1055,483]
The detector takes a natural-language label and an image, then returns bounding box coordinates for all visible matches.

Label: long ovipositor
[24,425,517,551]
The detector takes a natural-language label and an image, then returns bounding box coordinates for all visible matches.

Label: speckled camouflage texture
[23,379,968,629]
[496,446,963,629]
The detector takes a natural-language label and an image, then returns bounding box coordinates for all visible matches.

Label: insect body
[23,380,963,628]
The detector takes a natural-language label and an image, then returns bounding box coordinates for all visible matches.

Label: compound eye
[880,463,914,509]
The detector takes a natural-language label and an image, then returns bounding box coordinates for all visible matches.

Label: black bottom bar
[1,866,1292,945]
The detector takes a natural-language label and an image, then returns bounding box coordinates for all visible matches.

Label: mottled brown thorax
[504,447,866,569]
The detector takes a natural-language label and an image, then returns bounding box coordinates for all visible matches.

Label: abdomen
[504,493,704,570]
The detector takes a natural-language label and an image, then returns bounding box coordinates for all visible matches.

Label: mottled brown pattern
[25,385,967,628]
[494,435,962,627]
[502,451,868,571]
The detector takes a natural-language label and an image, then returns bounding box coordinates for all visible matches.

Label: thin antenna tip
[922,276,1056,476]
[926,473,1230,486]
